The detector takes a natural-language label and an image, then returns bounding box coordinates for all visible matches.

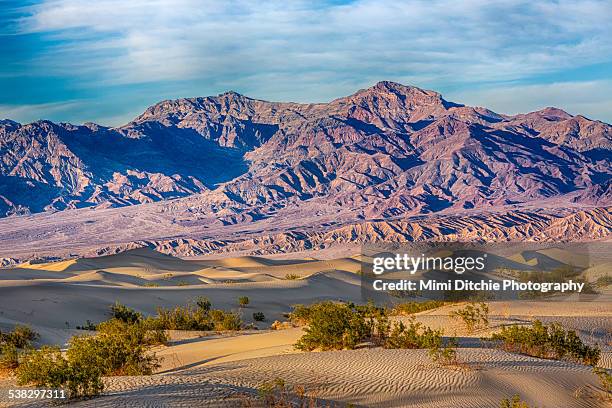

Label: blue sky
[1,0,611,126]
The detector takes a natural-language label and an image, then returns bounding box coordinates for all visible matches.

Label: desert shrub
[109,302,142,323]
[1,325,39,349]
[195,296,212,312]
[596,275,612,287]
[294,301,388,351]
[284,274,300,280]
[15,317,165,399]
[428,337,459,366]
[383,316,443,350]
[147,302,242,332]
[213,311,242,331]
[68,319,165,376]
[593,367,611,398]
[16,346,103,399]
[576,278,598,294]
[253,312,266,322]
[500,394,534,408]
[253,377,325,407]
[391,300,445,316]
[295,302,368,351]
[0,325,39,371]
[519,265,579,284]
[0,343,20,370]
[149,304,214,331]
[451,302,489,332]
[517,266,585,298]
[76,320,97,331]
[238,296,250,307]
[490,320,600,366]
[289,304,313,325]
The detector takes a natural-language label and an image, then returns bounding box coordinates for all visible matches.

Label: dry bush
[500,394,536,408]
[239,377,346,407]
[593,367,612,401]
[451,302,489,332]
[490,320,600,366]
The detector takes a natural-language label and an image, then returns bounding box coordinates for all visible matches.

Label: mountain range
[0,81,610,261]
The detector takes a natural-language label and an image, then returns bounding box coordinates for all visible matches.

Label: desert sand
[0,248,610,407]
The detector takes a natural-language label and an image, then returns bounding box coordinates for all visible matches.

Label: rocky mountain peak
[0,81,610,221]
[528,107,573,121]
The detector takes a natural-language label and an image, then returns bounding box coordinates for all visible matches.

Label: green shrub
[195,296,212,312]
[213,311,242,331]
[391,300,445,316]
[519,265,579,284]
[17,318,166,399]
[109,302,142,324]
[490,320,600,366]
[147,302,242,332]
[1,325,39,348]
[76,320,97,331]
[294,301,387,351]
[238,296,250,307]
[451,302,489,332]
[593,367,611,397]
[0,325,39,371]
[0,343,20,370]
[428,337,458,366]
[253,377,323,407]
[149,304,214,331]
[295,302,367,351]
[253,312,266,322]
[16,346,103,399]
[595,275,612,287]
[67,319,163,376]
[289,304,313,325]
[500,394,534,408]
[383,317,443,350]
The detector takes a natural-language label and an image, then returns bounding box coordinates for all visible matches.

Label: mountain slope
[0,81,610,240]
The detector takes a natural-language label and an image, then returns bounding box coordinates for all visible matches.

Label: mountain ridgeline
[1,81,610,220]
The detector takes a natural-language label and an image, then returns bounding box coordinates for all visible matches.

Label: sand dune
[17,259,78,272]
[0,249,610,407]
[5,348,608,408]
[0,252,365,345]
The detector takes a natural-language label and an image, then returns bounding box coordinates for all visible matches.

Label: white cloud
[3,1,612,124]
[16,0,612,86]
[0,101,81,123]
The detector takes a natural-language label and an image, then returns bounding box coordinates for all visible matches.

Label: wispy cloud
[448,80,612,122]
[2,0,611,124]
[17,0,612,84]
[0,101,81,123]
